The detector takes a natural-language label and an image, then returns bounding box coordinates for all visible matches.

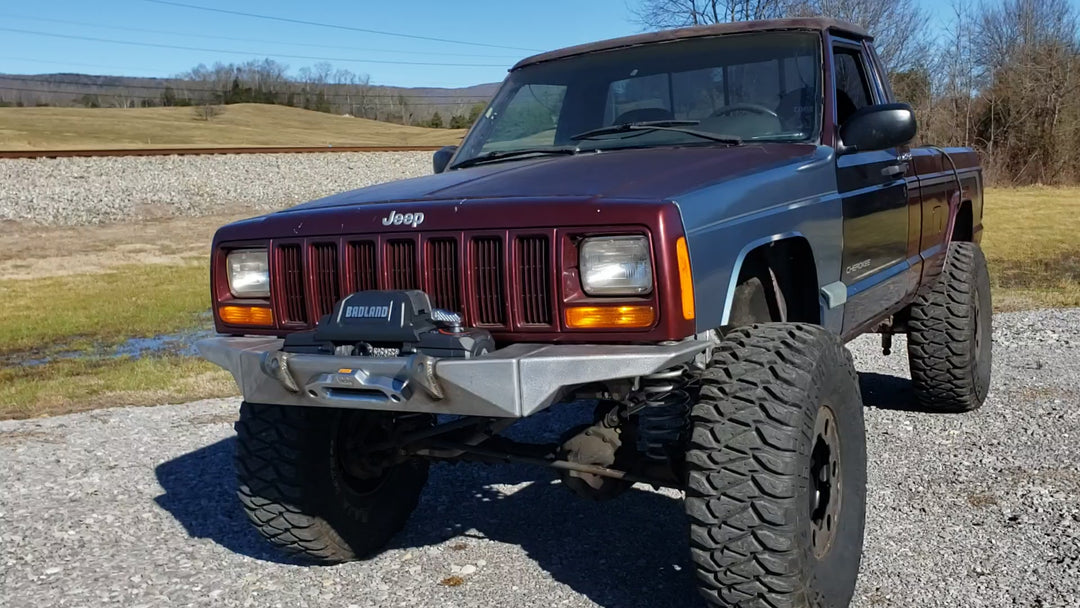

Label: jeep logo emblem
[381,210,425,228]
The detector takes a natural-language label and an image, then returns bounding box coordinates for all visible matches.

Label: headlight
[580,236,653,296]
[226,249,270,298]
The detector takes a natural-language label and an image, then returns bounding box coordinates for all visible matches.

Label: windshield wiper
[450,146,579,170]
[570,120,742,145]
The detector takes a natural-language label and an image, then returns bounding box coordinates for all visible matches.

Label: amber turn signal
[676,236,695,321]
[565,305,656,329]
[219,305,274,326]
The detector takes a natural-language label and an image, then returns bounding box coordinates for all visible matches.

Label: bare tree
[971,0,1080,183]
[633,0,791,28]
[194,103,223,121]
[788,0,929,71]
[632,0,930,72]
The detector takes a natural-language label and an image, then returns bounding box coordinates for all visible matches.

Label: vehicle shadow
[153,435,300,565]
[858,371,923,411]
[154,404,703,608]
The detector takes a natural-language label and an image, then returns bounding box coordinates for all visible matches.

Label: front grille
[278,244,307,324]
[386,240,418,290]
[349,240,377,292]
[311,242,339,318]
[427,238,460,311]
[273,233,554,330]
[518,235,552,325]
[472,236,505,325]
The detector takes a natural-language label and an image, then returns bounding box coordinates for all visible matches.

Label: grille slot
[427,238,460,312]
[518,235,552,325]
[278,244,307,324]
[311,243,339,319]
[386,240,418,290]
[349,240,378,292]
[472,236,505,325]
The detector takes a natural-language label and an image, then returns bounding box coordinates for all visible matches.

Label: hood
[284,143,818,213]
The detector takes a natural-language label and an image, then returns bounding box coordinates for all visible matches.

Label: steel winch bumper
[197,336,709,418]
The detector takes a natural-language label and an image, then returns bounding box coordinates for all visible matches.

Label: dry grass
[0,213,242,280]
[981,186,1080,310]
[0,356,234,420]
[0,103,465,150]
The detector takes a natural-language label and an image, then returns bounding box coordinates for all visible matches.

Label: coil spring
[637,365,692,460]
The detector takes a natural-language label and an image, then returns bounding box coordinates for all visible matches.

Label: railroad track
[0,145,443,159]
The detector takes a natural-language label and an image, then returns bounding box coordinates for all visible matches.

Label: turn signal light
[565,305,656,329]
[676,237,695,321]
[220,305,274,326]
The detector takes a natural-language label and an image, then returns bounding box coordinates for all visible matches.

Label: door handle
[881,163,908,178]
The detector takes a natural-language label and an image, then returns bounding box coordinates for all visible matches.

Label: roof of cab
[512,18,870,71]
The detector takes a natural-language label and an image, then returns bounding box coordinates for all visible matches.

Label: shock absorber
[636,365,693,460]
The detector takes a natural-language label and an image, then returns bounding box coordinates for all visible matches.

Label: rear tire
[686,324,866,608]
[907,241,993,412]
[234,402,430,562]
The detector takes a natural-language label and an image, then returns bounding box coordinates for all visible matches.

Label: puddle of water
[4,326,217,368]
[112,329,216,359]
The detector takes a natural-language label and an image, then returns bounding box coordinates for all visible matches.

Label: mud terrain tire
[235,402,429,562]
[686,324,866,608]
[907,241,993,412]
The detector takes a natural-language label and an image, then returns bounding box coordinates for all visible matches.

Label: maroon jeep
[199,18,990,607]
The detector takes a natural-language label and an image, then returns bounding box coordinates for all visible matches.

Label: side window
[833,47,873,126]
[482,84,566,152]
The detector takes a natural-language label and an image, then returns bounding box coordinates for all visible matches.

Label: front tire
[907,241,993,412]
[234,402,430,562]
[686,324,866,608]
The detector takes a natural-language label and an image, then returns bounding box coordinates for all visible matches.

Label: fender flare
[719,231,813,325]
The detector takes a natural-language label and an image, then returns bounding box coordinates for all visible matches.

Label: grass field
[0,186,1076,419]
[981,187,1080,310]
[0,103,465,150]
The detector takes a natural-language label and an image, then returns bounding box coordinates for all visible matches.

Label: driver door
[833,41,911,333]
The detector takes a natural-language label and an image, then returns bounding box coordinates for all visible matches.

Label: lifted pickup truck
[199,17,991,608]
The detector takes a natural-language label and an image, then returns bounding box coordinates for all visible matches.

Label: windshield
[454,32,822,167]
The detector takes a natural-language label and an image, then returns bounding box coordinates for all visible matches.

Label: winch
[281,290,495,359]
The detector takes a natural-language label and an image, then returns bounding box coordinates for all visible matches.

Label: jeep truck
[199,18,991,608]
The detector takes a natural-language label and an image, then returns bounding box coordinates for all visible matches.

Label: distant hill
[0,103,466,150]
[0,72,501,127]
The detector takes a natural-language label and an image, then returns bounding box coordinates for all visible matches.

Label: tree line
[0,58,490,130]
[634,0,1080,185]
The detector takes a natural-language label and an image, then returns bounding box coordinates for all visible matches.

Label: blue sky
[0,0,637,88]
[0,0,1055,89]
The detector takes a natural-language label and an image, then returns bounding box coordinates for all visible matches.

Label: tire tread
[686,323,863,608]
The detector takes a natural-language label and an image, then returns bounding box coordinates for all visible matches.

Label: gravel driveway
[0,152,432,225]
[2,309,1078,608]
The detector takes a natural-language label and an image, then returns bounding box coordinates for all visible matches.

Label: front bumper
[197,337,708,418]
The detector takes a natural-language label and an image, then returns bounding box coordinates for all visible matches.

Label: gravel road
[2,309,1078,608]
[0,152,432,225]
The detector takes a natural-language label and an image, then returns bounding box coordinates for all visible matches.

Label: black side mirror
[838,103,916,154]
[433,145,457,173]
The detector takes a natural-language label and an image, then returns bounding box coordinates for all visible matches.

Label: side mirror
[433,145,457,173]
[838,103,916,154]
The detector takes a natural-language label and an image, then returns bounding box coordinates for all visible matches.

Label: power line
[0,13,523,59]
[0,76,495,100]
[141,0,542,52]
[0,28,511,68]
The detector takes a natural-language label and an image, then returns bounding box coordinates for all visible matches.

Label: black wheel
[907,241,993,412]
[685,323,866,608]
[234,402,431,562]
